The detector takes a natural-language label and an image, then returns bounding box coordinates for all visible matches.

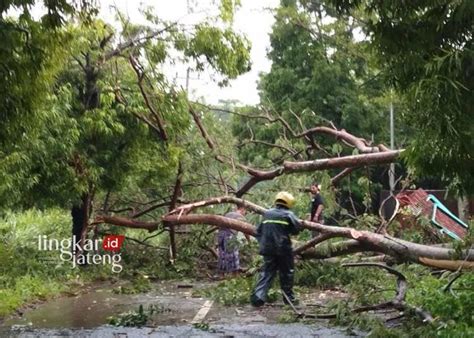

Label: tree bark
[457,195,469,223]
[71,192,91,257]
[296,126,391,153]
[169,195,267,215]
[283,150,402,172]
[163,214,257,236]
[236,150,402,196]
[168,162,183,262]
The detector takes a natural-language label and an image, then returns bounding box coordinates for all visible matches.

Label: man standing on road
[250,192,302,307]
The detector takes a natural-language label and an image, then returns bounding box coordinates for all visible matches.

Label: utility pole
[389,99,395,193]
[185,67,190,93]
[185,0,191,94]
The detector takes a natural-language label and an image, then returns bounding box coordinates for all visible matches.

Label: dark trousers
[251,254,295,304]
[311,217,324,238]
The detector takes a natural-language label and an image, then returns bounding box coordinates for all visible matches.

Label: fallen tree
[90,111,472,329]
[292,263,435,323]
[95,204,474,270]
[161,212,474,270]
[93,114,472,271]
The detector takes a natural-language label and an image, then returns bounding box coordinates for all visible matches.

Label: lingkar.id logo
[38,235,125,273]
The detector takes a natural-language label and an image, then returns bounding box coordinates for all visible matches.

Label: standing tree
[325,0,474,194]
[1,2,251,257]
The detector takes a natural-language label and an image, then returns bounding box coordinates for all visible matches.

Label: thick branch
[165,196,474,268]
[297,126,388,153]
[299,240,380,259]
[168,195,267,215]
[284,150,402,172]
[235,151,401,196]
[161,213,474,268]
[163,214,257,236]
[102,23,177,62]
[187,106,401,196]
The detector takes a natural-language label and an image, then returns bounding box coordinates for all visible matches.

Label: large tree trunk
[161,213,474,270]
[71,52,99,258]
[457,195,470,223]
[168,162,183,263]
[71,192,91,258]
[235,150,402,196]
[94,189,474,271]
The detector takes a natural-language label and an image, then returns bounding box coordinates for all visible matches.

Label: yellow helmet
[275,191,295,208]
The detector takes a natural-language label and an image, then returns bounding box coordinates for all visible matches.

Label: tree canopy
[1,1,251,210]
[325,0,474,194]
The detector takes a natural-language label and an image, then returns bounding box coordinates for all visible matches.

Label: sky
[97,0,280,105]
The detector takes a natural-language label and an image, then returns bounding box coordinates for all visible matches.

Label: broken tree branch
[163,214,257,236]
[168,195,267,215]
[236,150,402,196]
[102,23,178,62]
[162,196,474,268]
[296,126,391,153]
[443,272,463,295]
[331,167,356,185]
[293,233,337,255]
[342,263,435,323]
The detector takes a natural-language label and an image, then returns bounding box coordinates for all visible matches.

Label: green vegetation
[107,304,170,327]
[338,271,474,337]
[192,322,217,332]
[112,275,152,295]
[0,209,186,317]
[0,209,108,316]
[200,275,278,305]
[198,260,472,337]
[300,263,473,337]
[325,0,474,194]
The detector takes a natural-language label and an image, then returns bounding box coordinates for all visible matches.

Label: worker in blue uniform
[250,192,302,306]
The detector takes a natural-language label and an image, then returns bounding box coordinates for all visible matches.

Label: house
[395,189,469,240]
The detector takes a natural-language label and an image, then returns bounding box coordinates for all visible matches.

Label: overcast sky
[97,0,280,105]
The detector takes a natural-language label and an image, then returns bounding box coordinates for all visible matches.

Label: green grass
[0,209,113,317]
[0,208,194,318]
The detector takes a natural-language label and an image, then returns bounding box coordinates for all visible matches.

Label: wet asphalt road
[0,281,365,337]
